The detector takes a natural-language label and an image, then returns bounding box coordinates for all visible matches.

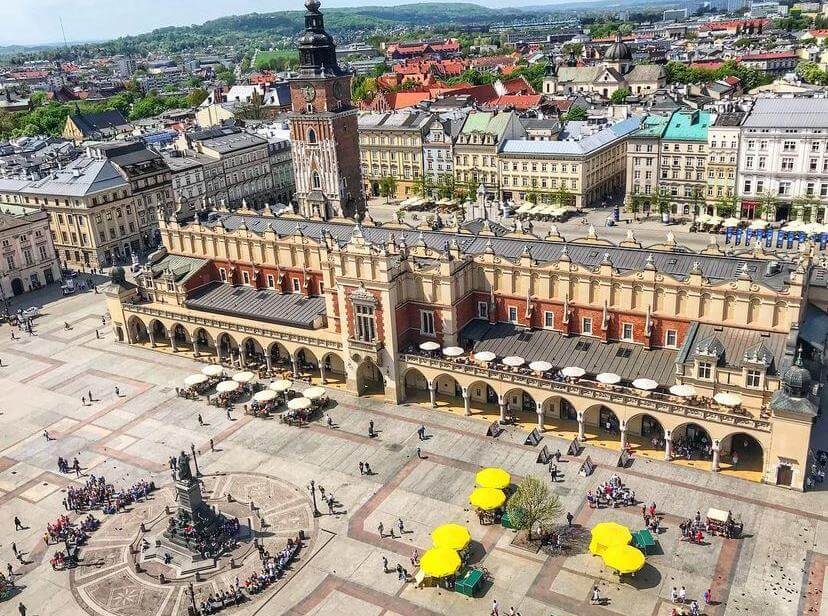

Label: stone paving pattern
[0,286,827,615]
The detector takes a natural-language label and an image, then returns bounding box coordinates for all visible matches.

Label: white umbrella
[696,213,711,224]
[669,384,697,397]
[723,217,740,228]
[269,379,293,392]
[632,378,659,391]
[596,372,621,385]
[253,389,277,402]
[529,360,553,372]
[748,219,768,230]
[707,215,723,225]
[216,380,240,394]
[287,397,312,411]
[184,374,209,387]
[303,386,326,400]
[442,346,465,357]
[232,371,256,384]
[502,356,525,367]
[201,364,224,377]
[473,351,496,362]
[561,366,586,378]
[419,341,441,352]
[714,392,742,407]
[782,220,804,232]
[804,222,825,235]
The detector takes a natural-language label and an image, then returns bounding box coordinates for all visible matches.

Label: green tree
[187,88,208,107]
[563,105,587,121]
[505,476,563,541]
[379,175,397,202]
[610,87,631,104]
[240,56,251,73]
[29,91,46,108]
[216,69,236,86]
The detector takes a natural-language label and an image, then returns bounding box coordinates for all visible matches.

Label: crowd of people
[166,513,240,559]
[46,515,93,570]
[671,434,712,461]
[63,474,155,513]
[806,450,827,490]
[586,474,637,509]
[196,588,244,615]
[243,536,301,594]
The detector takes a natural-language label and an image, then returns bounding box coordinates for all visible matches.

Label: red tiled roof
[739,51,798,60]
[723,75,741,86]
[809,29,828,37]
[484,94,541,110]
[698,18,767,31]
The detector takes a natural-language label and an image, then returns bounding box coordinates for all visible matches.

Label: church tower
[289,0,364,220]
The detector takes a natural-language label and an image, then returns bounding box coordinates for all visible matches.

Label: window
[219,268,227,282]
[780,157,794,171]
[544,311,554,329]
[665,330,677,348]
[420,310,436,335]
[582,317,593,335]
[746,369,761,388]
[308,128,317,144]
[621,323,633,341]
[508,306,518,323]
[267,274,275,288]
[697,362,712,380]
[291,277,301,292]
[312,171,321,190]
[5,255,14,270]
[242,271,250,285]
[783,140,796,151]
[477,301,488,319]
[355,304,376,342]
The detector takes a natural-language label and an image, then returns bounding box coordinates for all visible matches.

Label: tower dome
[604,32,632,62]
[782,354,811,397]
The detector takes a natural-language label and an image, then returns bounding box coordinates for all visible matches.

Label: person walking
[18,602,26,616]
[398,518,405,535]
[359,461,364,475]
[703,588,712,605]
[365,462,372,475]
[491,599,499,616]
[43,430,50,441]
[209,438,214,452]
[95,330,100,339]
[368,420,375,438]
[416,446,422,459]
[679,586,686,603]
[226,408,232,420]
[114,386,120,397]
[198,414,204,426]
[73,457,81,477]
[382,555,388,573]
[590,586,601,605]
[11,542,18,558]
[566,512,574,527]
[87,390,93,402]
[81,396,86,406]
[378,522,384,538]
[326,414,333,428]
[670,587,678,603]
[13,516,22,531]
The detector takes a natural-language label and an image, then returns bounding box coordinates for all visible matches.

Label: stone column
[149,330,157,348]
[462,387,471,416]
[291,356,299,378]
[577,412,585,441]
[620,421,627,449]
[711,440,720,472]
[664,430,672,461]
[320,362,327,385]
[239,348,247,368]
[265,354,272,373]
[170,335,178,352]
[428,380,437,408]
[498,395,507,424]
[536,409,544,431]
[193,339,200,358]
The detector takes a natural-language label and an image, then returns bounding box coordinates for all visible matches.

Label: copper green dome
[604,32,632,62]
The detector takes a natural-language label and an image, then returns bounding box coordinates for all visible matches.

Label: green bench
[632,529,656,554]
[455,568,484,597]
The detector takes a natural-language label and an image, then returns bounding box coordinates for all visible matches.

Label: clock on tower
[289,0,364,221]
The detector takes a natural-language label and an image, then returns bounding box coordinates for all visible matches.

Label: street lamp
[187,581,197,615]
[190,443,200,477]
[307,480,321,518]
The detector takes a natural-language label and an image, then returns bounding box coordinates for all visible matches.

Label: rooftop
[663,109,711,142]
[743,98,828,129]
[500,117,641,157]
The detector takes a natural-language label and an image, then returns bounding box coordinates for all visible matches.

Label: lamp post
[190,443,200,477]
[187,581,197,615]
[307,480,321,518]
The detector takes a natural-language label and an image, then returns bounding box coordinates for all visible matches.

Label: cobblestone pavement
[1,288,827,616]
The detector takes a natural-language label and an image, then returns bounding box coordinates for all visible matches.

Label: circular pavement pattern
[69,472,318,616]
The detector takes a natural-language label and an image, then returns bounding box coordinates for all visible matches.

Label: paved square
[0,287,827,616]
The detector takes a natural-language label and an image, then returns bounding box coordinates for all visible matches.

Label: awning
[269,379,293,392]
[201,365,224,377]
[473,351,496,362]
[502,356,525,367]
[596,372,621,384]
[529,360,553,372]
[287,397,312,410]
[562,366,586,378]
[253,389,277,402]
[442,346,464,357]
[669,384,697,397]
[469,487,506,511]
[216,380,240,394]
[589,522,632,556]
[303,386,326,400]
[632,378,659,391]
[713,392,742,407]
[602,544,645,575]
[232,371,256,384]
[419,341,441,352]
[185,374,209,387]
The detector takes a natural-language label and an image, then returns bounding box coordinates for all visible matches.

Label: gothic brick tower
[289,0,364,220]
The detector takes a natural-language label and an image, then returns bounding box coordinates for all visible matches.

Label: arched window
[699,293,712,318]
[676,290,687,315]
[748,297,761,323]
[308,128,317,143]
[723,295,736,321]
[631,285,643,310]
[312,171,321,190]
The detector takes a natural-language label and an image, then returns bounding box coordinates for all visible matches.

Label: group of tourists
[196,588,244,615]
[166,515,240,559]
[63,475,155,514]
[586,474,637,509]
[806,450,828,490]
[671,434,712,461]
[46,515,88,570]
[243,536,302,594]
[56,456,81,476]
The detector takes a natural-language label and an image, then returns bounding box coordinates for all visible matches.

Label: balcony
[400,354,771,432]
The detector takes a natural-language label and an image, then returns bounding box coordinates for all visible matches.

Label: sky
[0,0,562,46]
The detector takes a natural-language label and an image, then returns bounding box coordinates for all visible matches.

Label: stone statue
[177,451,193,482]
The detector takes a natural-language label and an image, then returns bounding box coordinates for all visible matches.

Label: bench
[632,529,656,554]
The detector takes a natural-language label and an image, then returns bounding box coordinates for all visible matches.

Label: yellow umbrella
[589,522,632,556]
[601,544,645,574]
[475,467,511,490]
[419,547,461,578]
[431,524,471,551]
[469,487,506,511]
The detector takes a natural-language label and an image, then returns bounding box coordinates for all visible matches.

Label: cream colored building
[706,111,744,215]
[454,110,525,198]
[660,109,711,217]
[0,209,61,297]
[625,115,668,212]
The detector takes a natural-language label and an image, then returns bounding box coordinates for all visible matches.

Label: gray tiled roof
[148,254,208,283]
[743,98,828,129]
[0,156,127,197]
[185,282,325,328]
[198,215,797,291]
[681,322,787,375]
[459,321,678,386]
[801,304,828,353]
[500,117,641,157]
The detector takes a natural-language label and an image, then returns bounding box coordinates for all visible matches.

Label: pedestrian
[378,522,384,538]
[10,331,15,340]
[382,555,388,572]
[396,563,404,580]
[418,424,425,440]
[398,518,405,534]
[62,498,67,511]
[411,549,418,567]
[703,588,712,605]
[114,386,120,397]
[18,602,26,616]
[326,414,333,428]
[359,461,364,475]
[101,315,106,326]
[590,586,600,605]
[13,516,22,530]
[732,451,739,467]
[566,512,574,527]
[369,419,375,437]
[198,414,204,426]
[327,495,334,514]
[95,330,99,339]
[43,430,50,441]
[690,600,700,616]
[365,462,372,475]
[319,485,325,499]
[88,390,92,402]
[73,457,80,477]
[679,586,686,603]
[670,587,678,603]
[227,408,232,420]
[209,438,214,452]
[492,598,499,616]
[11,542,18,557]
[416,446,422,459]
[81,396,86,406]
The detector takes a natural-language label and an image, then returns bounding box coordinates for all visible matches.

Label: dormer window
[697,361,712,380]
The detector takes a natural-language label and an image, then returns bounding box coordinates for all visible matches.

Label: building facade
[0,210,61,298]
[706,111,744,216]
[454,111,525,198]
[659,109,711,217]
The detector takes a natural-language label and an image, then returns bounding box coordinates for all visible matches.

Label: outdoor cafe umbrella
[216,380,240,394]
[669,384,697,397]
[201,364,225,377]
[287,397,312,411]
[269,379,293,392]
[303,386,326,401]
[723,217,740,228]
[632,378,659,391]
[596,372,621,385]
[473,351,496,363]
[419,341,441,352]
[431,524,472,551]
[707,215,723,226]
[783,220,804,232]
[232,371,256,384]
[184,374,209,388]
[749,219,768,230]
[601,544,645,575]
[475,467,511,490]
[562,366,586,379]
[469,487,506,511]
[714,392,742,407]
[696,213,711,225]
[442,346,465,357]
[502,356,525,368]
[529,360,553,373]
[589,522,632,556]
[252,389,277,403]
[419,547,461,578]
